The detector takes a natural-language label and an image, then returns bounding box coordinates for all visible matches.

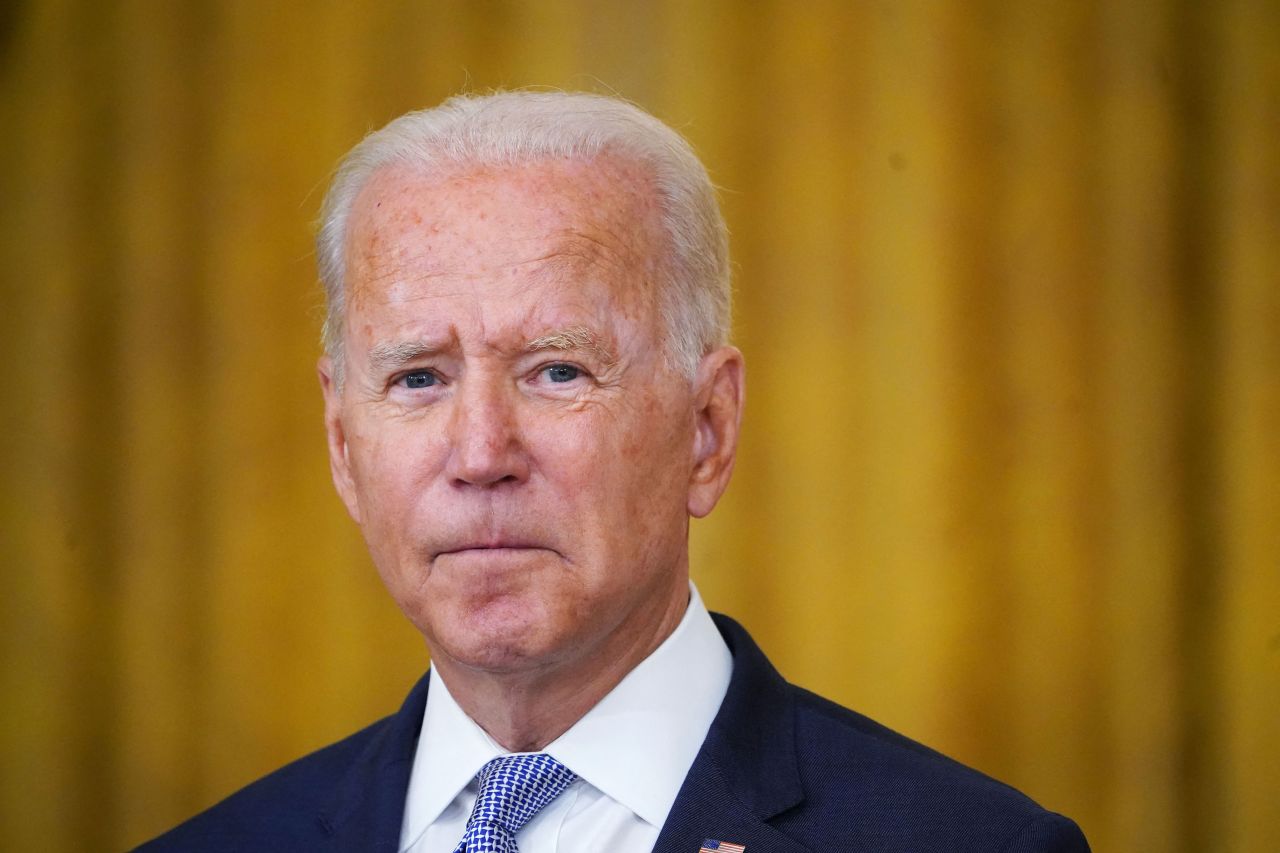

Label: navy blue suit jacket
[138,614,1089,852]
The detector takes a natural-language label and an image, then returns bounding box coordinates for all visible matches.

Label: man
[141,91,1088,852]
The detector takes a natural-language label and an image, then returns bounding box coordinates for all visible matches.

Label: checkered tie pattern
[452,753,578,853]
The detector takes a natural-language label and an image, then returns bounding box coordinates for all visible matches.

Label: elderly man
[141,92,1088,852]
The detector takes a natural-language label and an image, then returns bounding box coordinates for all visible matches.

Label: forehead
[343,155,666,316]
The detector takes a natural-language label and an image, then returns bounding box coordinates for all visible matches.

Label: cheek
[558,397,691,517]
[347,419,441,523]
[626,392,692,476]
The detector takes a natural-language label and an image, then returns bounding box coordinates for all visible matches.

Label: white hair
[316,91,730,384]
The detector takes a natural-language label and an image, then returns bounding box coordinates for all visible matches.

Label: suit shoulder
[780,686,1089,852]
[133,713,396,852]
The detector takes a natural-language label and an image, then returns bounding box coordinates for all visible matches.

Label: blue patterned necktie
[453,753,578,853]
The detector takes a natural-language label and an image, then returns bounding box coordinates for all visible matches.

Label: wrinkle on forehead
[354,223,648,294]
[343,156,668,337]
[351,239,631,323]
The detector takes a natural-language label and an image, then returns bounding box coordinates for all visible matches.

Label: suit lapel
[652,615,812,853]
[316,672,432,852]
[652,758,812,853]
[310,616,810,853]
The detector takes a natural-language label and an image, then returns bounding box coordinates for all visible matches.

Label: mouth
[435,542,556,558]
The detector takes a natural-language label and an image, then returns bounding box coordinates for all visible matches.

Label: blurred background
[1,1,1276,851]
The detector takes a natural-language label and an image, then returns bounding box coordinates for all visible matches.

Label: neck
[433,586,689,752]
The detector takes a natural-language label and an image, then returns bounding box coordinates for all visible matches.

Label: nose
[444,371,530,487]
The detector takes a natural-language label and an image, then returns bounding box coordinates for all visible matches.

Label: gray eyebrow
[525,325,618,367]
[365,326,617,373]
[368,340,437,373]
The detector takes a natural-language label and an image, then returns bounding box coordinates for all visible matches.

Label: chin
[421,594,575,676]
[438,631,575,677]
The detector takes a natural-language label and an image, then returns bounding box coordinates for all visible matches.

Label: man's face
[320,156,733,683]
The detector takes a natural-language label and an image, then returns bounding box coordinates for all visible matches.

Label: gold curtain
[2,2,1276,850]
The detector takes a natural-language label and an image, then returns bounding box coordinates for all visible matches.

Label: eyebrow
[365,326,618,374]
[367,340,440,373]
[525,325,618,367]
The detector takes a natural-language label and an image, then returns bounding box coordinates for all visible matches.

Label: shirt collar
[400,582,732,839]
[400,661,505,847]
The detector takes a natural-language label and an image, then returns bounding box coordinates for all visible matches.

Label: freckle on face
[335,157,693,682]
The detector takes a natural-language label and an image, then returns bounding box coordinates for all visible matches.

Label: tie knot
[456,754,577,853]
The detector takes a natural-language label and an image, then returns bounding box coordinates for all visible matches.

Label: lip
[436,543,552,557]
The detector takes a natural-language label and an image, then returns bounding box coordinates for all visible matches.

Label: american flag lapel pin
[699,840,745,853]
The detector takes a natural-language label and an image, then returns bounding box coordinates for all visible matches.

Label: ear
[318,356,362,524]
[687,346,745,518]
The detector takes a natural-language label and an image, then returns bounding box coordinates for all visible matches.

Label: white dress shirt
[398,583,733,853]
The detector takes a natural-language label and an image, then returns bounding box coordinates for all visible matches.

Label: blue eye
[403,371,437,389]
[545,364,580,383]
